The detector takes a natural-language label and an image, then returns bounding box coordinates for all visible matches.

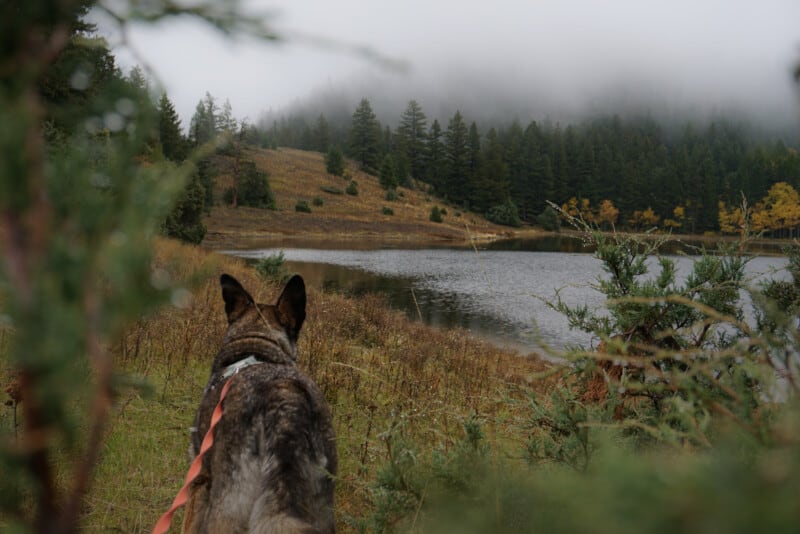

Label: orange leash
[151,377,234,534]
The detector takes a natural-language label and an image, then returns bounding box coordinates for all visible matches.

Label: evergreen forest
[256,99,800,235]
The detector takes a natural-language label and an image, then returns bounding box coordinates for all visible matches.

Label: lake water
[229,238,789,355]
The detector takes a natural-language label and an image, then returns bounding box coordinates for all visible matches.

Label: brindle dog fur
[183,274,336,533]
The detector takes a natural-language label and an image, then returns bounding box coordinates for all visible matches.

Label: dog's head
[219,273,306,361]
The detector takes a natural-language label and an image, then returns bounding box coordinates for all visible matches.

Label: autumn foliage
[719,182,800,237]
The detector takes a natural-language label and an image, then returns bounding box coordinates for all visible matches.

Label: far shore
[202,224,794,256]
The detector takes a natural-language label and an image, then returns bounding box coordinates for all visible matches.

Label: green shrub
[219,162,276,209]
[385,188,398,201]
[539,220,796,454]
[537,205,561,231]
[381,206,394,216]
[162,173,207,244]
[295,200,311,213]
[237,160,275,209]
[320,185,343,195]
[254,252,289,282]
[486,199,521,227]
[346,180,358,196]
[359,230,800,533]
[324,145,345,176]
[429,205,443,223]
[312,196,324,207]
[222,186,235,205]
[379,154,398,189]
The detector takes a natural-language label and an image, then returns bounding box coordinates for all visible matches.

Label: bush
[360,231,800,533]
[537,205,561,232]
[379,154,398,189]
[440,207,448,215]
[486,199,521,227]
[381,206,394,216]
[540,224,795,454]
[162,173,207,244]
[385,188,398,201]
[325,145,345,176]
[346,180,358,196]
[295,200,311,213]
[429,205,443,223]
[254,252,289,282]
[320,185,343,195]
[312,196,324,207]
[222,186,235,205]
[237,160,275,209]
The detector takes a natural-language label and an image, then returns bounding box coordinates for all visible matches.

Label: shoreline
[202,224,794,256]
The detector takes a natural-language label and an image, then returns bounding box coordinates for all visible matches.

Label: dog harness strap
[222,354,262,378]
[151,377,234,534]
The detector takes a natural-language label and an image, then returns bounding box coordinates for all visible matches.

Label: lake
[229,237,789,355]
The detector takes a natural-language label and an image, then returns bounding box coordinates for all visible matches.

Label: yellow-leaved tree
[718,201,747,234]
[751,182,800,237]
[663,205,686,231]
[628,207,660,231]
[596,199,619,230]
[562,197,580,218]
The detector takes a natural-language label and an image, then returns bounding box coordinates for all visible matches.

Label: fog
[104,0,800,130]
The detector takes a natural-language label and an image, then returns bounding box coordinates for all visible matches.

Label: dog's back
[183,275,336,534]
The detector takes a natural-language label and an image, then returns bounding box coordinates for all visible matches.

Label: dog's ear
[276,275,306,340]
[220,274,254,324]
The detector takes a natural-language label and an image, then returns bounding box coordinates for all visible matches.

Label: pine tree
[163,172,207,244]
[157,92,187,162]
[189,92,217,146]
[325,145,345,176]
[348,98,381,173]
[237,161,275,209]
[473,128,508,213]
[425,119,446,190]
[218,98,237,133]
[518,121,546,220]
[467,122,482,205]
[397,100,428,180]
[444,110,470,205]
[503,120,528,216]
[313,113,331,152]
[379,154,398,189]
[127,65,149,93]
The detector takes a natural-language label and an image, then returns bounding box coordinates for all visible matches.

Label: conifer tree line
[261,98,800,233]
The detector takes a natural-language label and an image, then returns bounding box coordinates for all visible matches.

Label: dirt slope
[203,147,517,249]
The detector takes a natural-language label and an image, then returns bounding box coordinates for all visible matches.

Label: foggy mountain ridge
[257,74,800,143]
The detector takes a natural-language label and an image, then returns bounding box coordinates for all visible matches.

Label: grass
[30,239,550,532]
[4,237,800,532]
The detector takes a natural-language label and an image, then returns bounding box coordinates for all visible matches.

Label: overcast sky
[100,0,800,129]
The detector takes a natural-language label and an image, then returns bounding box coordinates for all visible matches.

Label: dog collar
[222,355,262,379]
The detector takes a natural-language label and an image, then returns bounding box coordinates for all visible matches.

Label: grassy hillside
[203,147,516,248]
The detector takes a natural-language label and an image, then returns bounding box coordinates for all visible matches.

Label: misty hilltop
[107,0,800,131]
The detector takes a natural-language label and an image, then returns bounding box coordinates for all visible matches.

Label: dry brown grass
[203,147,515,249]
[72,239,555,532]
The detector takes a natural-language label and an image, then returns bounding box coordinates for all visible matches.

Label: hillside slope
[203,147,516,248]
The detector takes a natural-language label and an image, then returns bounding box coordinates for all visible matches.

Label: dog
[183,274,336,533]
